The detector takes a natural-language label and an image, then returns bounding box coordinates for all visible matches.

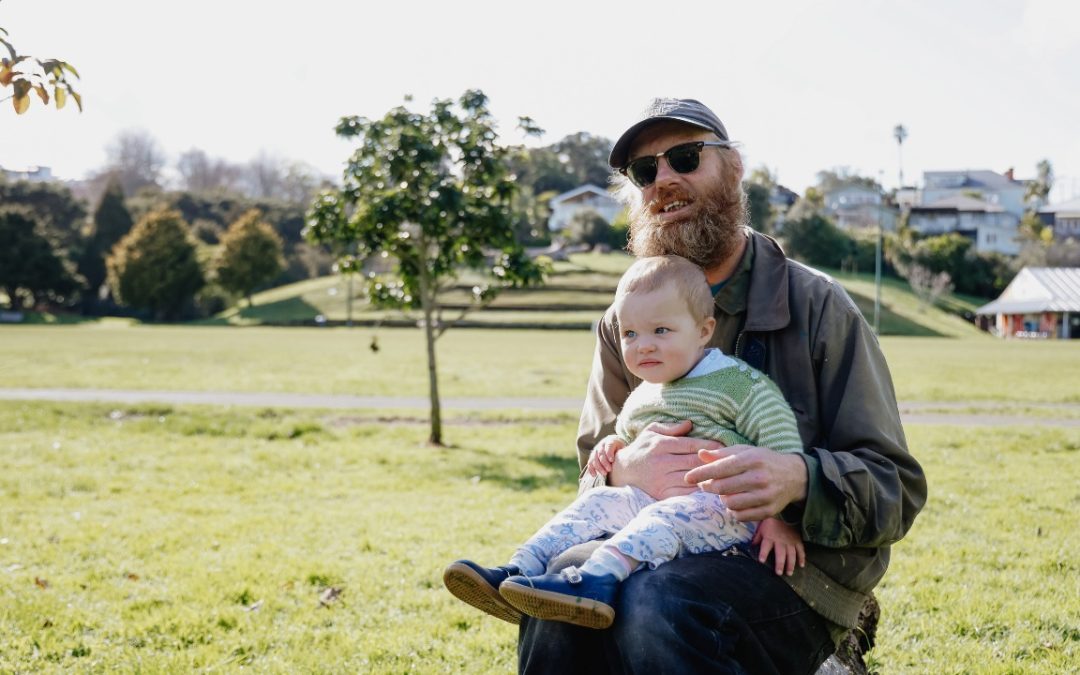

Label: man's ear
[700,316,716,343]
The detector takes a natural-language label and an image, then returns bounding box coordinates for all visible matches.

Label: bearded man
[517,99,927,674]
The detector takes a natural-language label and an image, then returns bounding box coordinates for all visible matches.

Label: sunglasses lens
[666,144,701,174]
[626,158,658,187]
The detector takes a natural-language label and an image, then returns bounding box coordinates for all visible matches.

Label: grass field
[4,323,1079,404]
[1,401,1077,673]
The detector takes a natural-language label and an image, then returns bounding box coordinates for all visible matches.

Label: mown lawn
[4,324,1080,404]
[1,402,1077,673]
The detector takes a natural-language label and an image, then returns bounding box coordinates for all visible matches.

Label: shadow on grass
[199,297,324,326]
[845,289,946,337]
[466,453,581,492]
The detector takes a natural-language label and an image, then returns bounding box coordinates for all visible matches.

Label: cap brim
[607,116,717,169]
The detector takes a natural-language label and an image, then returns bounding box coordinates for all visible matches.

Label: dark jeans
[517,543,834,675]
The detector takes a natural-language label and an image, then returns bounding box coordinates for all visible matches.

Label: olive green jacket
[577,230,927,628]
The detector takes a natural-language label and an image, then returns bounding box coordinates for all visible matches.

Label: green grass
[4,324,1080,405]
[1,403,1077,672]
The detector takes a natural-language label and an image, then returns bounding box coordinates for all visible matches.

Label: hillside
[206,251,987,338]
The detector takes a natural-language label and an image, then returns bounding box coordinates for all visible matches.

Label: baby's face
[615,286,712,384]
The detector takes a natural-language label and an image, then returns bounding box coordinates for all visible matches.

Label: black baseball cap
[608,98,731,170]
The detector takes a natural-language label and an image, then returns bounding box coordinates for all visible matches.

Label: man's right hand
[608,420,723,500]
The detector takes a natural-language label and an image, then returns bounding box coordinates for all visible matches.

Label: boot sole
[499,580,615,629]
[443,562,521,625]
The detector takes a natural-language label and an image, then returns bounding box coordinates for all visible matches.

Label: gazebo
[975,267,1080,339]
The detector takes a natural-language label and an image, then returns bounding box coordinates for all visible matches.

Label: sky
[2,0,1079,202]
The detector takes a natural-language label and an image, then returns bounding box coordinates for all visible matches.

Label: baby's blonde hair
[615,255,714,324]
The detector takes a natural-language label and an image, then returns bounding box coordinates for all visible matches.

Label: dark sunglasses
[620,141,731,188]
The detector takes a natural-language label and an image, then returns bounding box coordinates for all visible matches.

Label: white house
[548,184,623,232]
[907,194,1021,256]
[920,169,1028,218]
[1,165,53,182]
[975,267,1080,339]
[822,185,897,231]
[1039,197,1080,240]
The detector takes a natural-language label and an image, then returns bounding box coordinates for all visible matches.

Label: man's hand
[752,517,806,576]
[609,420,723,500]
[586,435,626,476]
[685,445,808,522]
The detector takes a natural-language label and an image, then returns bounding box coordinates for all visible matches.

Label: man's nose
[652,155,682,188]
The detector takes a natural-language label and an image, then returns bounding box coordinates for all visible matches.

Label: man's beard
[626,177,748,270]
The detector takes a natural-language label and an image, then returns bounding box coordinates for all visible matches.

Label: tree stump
[815,594,880,675]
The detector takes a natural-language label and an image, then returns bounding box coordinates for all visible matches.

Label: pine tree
[78,178,134,298]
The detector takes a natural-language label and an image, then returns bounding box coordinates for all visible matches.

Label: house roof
[976,267,1080,314]
[549,184,617,206]
[1039,197,1080,215]
[913,194,1005,212]
[923,170,1023,191]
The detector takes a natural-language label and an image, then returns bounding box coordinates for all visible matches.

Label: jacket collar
[743,229,791,332]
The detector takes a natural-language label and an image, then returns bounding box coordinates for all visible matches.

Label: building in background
[975,267,1080,339]
[1,165,53,182]
[1038,197,1080,240]
[547,184,622,232]
[822,184,898,231]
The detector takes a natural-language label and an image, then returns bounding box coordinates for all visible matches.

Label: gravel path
[2,388,1078,428]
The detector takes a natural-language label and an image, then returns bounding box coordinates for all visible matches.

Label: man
[517,98,927,674]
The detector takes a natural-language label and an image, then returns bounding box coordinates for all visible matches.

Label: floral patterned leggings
[513,485,755,573]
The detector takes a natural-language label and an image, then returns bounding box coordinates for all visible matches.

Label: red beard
[626,178,748,270]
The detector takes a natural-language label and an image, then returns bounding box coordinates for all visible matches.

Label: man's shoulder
[783,257,862,316]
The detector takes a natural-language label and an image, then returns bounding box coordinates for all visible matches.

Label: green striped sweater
[615,360,804,454]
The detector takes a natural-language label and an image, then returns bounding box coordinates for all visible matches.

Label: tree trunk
[417,261,442,446]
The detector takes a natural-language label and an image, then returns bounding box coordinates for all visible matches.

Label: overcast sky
[2,0,1078,201]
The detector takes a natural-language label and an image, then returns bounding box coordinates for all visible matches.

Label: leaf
[34,84,49,105]
[0,63,12,86]
[34,576,50,589]
[13,79,31,114]
[71,89,83,111]
[54,85,66,109]
[317,586,343,607]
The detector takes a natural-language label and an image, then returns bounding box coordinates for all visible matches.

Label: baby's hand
[586,435,626,476]
[751,517,806,576]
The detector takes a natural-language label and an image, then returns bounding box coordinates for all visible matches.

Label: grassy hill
[205,251,986,338]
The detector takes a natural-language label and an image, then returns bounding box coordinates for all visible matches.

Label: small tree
[0,206,77,308]
[78,178,134,301]
[107,209,204,321]
[306,90,546,445]
[904,264,953,311]
[780,213,852,268]
[216,209,285,307]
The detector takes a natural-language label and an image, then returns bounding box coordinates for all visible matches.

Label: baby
[444,254,806,629]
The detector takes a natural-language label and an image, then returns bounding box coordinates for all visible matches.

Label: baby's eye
[654,327,670,335]
[622,329,637,339]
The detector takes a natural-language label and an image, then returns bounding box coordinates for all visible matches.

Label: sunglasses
[620,141,731,188]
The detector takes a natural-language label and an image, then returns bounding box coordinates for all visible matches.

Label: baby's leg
[597,491,754,571]
[510,485,653,575]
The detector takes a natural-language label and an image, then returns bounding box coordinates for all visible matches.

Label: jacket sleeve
[790,286,927,549]
[576,309,634,491]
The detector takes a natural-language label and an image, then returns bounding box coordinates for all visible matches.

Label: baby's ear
[700,316,717,341]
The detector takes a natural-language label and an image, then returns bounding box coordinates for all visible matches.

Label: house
[548,184,623,232]
[975,267,1080,339]
[1,165,53,182]
[822,184,898,231]
[907,194,1021,255]
[1038,197,1080,240]
[920,169,1029,218]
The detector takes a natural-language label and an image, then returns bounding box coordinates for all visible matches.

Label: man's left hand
[685,446,808,522]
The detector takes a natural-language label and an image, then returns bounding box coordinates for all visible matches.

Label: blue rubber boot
[499,566,618,629]
[443,560,522,624]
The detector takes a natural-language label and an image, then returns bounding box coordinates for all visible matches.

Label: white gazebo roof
[976,267,1080,315]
